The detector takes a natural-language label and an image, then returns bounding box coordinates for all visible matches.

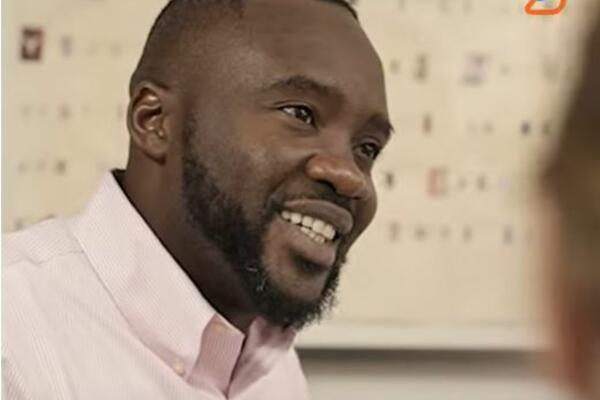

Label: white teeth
[291,213,302,224]
[302,216,314,228]
[300,226,319,242]
[323,225,336,240]
[311,219,336,240]
[280,210,338,243]
[312,219,325,235]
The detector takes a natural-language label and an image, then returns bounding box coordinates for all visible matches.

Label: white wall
[299,350,569,400]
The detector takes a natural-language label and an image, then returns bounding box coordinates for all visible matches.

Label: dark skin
[123,0,392,332]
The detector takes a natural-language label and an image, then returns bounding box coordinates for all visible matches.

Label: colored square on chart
[21,27,44,61]
[427,167,449,197]
[462,53,489,85]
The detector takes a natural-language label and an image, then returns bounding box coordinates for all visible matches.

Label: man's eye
[280,105,315,126]
[358,142,381,161]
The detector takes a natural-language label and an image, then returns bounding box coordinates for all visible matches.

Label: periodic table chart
[3,0,598,349]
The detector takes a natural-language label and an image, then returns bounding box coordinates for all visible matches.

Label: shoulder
[2,217,91,309]
[3,217,82,269]
[2,218,114,399]
[2,216,106,352]
[2,217,90,332]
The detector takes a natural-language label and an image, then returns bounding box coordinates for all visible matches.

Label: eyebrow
[260,75,341,100]
[364,113,395,141]
[261,74,395,137]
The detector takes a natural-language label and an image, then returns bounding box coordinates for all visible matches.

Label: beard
[180,124,344,329]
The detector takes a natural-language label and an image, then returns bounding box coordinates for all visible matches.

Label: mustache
[269,188,353,216]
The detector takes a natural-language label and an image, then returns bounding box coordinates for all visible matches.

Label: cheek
[356,183,378,235]
[235,145,282,196]
[220,139,291,222]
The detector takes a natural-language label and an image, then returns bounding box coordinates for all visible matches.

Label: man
[3,0,392,398]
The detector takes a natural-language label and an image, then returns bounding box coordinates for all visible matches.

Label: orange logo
[525,0,566,15]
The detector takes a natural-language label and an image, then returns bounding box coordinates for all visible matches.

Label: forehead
[191,0,387,112]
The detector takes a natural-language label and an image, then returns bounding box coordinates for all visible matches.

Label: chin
[267,261,331,303]
[254,243,342,328]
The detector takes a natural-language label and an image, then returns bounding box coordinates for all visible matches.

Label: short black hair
[130,0,358,93]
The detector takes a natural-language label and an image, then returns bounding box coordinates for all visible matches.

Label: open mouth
[268,198,353,269]
[280,210,338,245]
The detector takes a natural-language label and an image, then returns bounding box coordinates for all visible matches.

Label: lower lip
[274,216,337,270]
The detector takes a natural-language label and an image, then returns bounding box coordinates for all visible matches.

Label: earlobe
[127,81,172,162]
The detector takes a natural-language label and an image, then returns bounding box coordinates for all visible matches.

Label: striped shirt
[2,172,310,400]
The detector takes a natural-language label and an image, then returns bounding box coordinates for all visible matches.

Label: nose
[305,153,371,200]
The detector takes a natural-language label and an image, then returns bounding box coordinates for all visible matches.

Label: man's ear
[127,81,176,162]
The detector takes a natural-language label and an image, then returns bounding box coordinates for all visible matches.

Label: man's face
[176,0,391,328]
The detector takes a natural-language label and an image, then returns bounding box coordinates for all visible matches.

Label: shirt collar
[69,171,296,381]
[70,171,216,374]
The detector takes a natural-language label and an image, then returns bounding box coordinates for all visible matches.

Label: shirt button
[172,358,186,377]
[214,322,228,333]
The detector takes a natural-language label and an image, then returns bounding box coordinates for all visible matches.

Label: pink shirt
[2,172,310,400]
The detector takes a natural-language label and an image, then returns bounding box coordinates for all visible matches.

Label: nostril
[316,179,337,194]
[306,154,367,199]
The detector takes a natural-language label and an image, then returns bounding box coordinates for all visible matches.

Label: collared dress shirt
[2,172,310,400]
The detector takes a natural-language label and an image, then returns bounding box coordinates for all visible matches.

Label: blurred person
[2,0,393,399]
[541,10,600,400]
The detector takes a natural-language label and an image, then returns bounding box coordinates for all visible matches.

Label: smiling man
[2,0,392,399]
